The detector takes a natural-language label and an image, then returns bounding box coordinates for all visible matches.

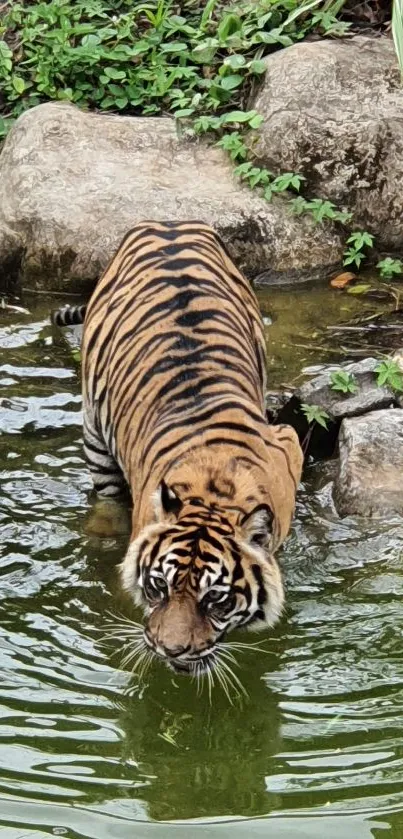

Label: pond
[0,285,403,839]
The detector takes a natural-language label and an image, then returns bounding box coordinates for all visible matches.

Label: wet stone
[333,409,403,517]
[295,357,397,420]
[265,388,293,423]
[0,101,343,292]
[253,35,403,250]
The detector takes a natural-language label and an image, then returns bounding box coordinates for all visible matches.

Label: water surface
[0,288,402,838]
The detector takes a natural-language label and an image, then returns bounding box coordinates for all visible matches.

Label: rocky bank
[0,35,402,292]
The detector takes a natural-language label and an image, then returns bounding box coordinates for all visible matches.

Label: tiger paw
[84,497,131,538]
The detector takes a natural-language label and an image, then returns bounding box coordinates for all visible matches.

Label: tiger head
[120,476,286,675]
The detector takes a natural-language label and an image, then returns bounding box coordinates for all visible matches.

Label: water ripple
[0,303,403,837]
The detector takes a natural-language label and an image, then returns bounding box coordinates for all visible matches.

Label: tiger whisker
[105,610,144,626]
[206,660,214,704]
[102,620,144,631]
[121,649,145,672]
[120,640,148,670]
[216,655,248,700]
[138,649,153,681]
[122,638,146,656]
[101,623,145,636]
[215,647,239,667]
[131,648,151,677]
[219,641,270,653]
[102,611,145,631]
[120,638,145,659]
[213,659,234,705]
[102,636,145,650]
[215,651,240,667]
[193,660,203,697]
[99,616,145,646]
[100,629,144,645]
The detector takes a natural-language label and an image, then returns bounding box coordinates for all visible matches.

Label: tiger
[52,221,303,678]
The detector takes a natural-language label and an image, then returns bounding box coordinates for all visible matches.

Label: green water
[0,288,403,839]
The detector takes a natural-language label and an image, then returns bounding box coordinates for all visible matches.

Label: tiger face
[120,481,284,674]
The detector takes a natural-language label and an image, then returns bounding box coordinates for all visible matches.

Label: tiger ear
[154,480,183,521]
[241,504,274,550]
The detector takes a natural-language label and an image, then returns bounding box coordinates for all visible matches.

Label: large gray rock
[0,102,343,292]
[253,36,403,249]
[296,357,397,420]
[334,409,403,517]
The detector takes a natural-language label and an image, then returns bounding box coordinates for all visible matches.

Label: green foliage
[377,257,403,280]
[0,0,350,139]
[264,172,306,201]
[0,0,361,232]
[392,0,403,80]
[343,230,374,269]
[194,110,264,135]
[70,347,82,363]
[290,197,351,224]
[301,403,330,429]
[375,359,403,392]
[216,131,247,161]
[329,369,358,394]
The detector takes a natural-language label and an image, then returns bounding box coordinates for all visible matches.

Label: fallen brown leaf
[330,271,357,289]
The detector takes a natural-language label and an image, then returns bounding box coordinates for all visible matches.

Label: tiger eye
[203,589,234,612]
[144,576,168,600]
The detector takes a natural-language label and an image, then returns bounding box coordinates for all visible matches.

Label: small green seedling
[329,370,358,395]
[343,231,374,270]
[375,359,403,392]
[291,197,351,225]
[377,257,403,280]
[301,403,330,429]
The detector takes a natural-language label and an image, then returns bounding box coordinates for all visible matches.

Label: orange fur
[79,221,303,670]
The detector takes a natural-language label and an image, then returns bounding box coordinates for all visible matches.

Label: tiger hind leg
[83,417,130,537]
[83,420,126,497]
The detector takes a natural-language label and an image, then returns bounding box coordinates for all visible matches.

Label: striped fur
[51,304,87,327]
[60,221,303,675]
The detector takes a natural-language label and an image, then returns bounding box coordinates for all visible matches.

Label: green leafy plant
[392,0,403,80]
[377,257,403,280]
[329,369,358,394]
[0,0,372,247]
[375,359,403,392]
[343,230,374,269]
[70,347,82,363]
[291,197,351,224]
[216,131,247,161]
[0,0,351,139]
[264,172,306,201]
[301,403,330,429]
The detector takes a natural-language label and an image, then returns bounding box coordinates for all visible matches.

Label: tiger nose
[161,642,190,658]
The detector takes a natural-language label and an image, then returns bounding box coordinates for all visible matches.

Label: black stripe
[251,564,267,606]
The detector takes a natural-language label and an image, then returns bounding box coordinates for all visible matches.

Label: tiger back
[79,220,303,675]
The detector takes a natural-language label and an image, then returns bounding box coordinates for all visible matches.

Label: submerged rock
[0,102,343,292]
[334,409,403,517]
[253,36,403,250]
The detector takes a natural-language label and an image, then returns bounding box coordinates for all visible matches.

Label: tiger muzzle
[144,595,215,673]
